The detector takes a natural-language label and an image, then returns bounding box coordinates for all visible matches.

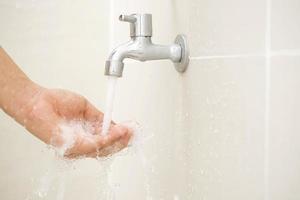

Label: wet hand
[17,86,132,158]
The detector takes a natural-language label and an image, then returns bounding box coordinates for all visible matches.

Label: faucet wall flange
[174,34,189,73]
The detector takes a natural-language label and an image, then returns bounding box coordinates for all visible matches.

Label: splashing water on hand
[52,120,96,157]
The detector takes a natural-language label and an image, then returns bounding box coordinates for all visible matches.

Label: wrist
[0,48,44,122]
[1,78,43,122]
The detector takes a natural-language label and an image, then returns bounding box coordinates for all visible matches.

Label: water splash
[26,159,72,200]
[56,172,66,200]
[96,160,116,200]
[97,121,154,200]
[122,121,154,199]
[51,120,97,157]
[26,120,156,200]
[33,169,55,199]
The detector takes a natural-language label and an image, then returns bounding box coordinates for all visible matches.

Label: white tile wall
[183,57,265,200]
[1,0,300,199]
[268,0,300,200]
[188,0,266,57]
[269,56,300,200]
[271,0,300,50]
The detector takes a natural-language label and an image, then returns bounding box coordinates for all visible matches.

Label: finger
[86,126,133,158]
[96,124,129,150]
[64,125,128,157]
[66,136,131,159]
[82,102,103,133]
[86,141,128,158]
[64,124,130,159]
[64,135,123,159]
[63,135,99,158]
[116,128,132,147]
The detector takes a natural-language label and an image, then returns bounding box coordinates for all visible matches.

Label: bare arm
[0,47,131,158]
[0,47,40,121]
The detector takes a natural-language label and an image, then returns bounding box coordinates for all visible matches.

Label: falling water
[100,74,155,199]
[102,76,118,136]
[26,158,71,200]
[56,173,66,200]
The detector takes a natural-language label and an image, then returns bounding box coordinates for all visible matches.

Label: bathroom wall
[1,0,300,200]
[181,0,266,199]
[269,0,300,199]
[180,0,300,199]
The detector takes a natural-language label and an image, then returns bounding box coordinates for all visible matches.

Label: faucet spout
[105,13,189,78]
[105,40,134,77]
[105,37,182,77]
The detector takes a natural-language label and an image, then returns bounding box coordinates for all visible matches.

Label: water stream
[101,76,118,136]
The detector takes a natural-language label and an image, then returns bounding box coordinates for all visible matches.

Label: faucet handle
[118,14,152,37]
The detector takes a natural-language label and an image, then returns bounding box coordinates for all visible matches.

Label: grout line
[189,49,300,61]
[115,49,300,65]
[264,0,271,199]
[271,49,300,57]
[189,54,264,60]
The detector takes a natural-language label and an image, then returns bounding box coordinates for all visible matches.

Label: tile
[0,0,110,73]
[271,0,300,50]
[183,57,265,200]
[269,56,300,200]
[0,0,111,107]
[188,0,266,57]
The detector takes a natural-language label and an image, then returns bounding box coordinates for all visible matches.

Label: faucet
[105,13,189,77]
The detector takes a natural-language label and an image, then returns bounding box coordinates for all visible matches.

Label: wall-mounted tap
[105,13,189,77]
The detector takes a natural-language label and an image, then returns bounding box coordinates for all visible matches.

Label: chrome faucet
[105,13,189,77]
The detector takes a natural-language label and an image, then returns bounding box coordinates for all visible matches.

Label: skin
[0,47,132,158]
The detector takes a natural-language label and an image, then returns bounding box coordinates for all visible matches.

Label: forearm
[0,47,41,121]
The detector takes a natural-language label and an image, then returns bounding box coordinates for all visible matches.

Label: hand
[0,48,131,158]
[17,85,132,159]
